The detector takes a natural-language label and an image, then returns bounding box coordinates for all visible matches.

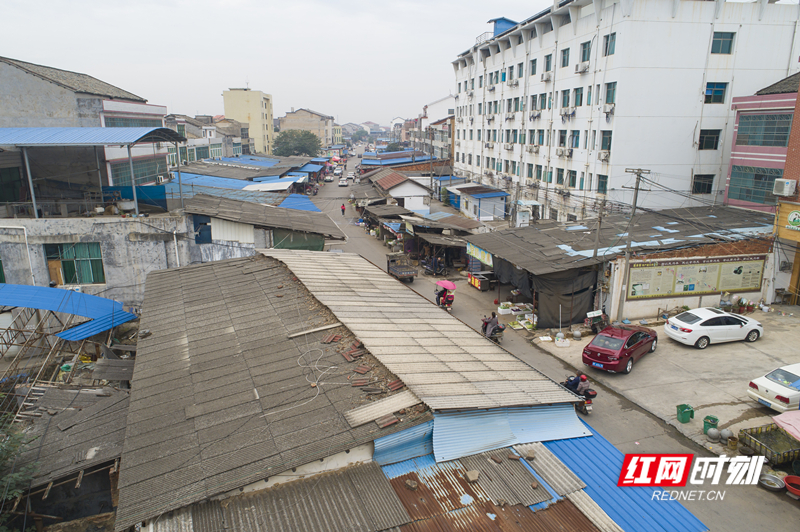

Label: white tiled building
[451,0,800,221]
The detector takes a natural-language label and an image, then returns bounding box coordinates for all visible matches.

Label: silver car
[663,307,763,349]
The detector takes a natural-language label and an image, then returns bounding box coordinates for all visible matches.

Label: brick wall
[783,92,800,201]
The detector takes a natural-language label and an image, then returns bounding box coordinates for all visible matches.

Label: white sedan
[748,363,800,412]
[338,179,348,187]
[663,307,763,349]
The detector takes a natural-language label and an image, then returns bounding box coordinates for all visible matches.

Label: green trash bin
[677,404,694,424]
[703,415,719,434]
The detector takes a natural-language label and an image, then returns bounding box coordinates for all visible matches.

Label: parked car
[324,175,333,182]
[663,307,763,349]
[338,179,348,187]
[747,363,800,412]
[582,325,657,374]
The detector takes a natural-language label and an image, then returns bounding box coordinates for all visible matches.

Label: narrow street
[312,152,799,529]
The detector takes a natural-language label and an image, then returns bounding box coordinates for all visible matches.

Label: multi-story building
[409,95,456,156]
[222,88,274,154]
[451,1,800,221]
[279,108,335,147]
[724,73,798,213]
[164,114,246,162]
[333,123,343,145]
[0,55,170,188]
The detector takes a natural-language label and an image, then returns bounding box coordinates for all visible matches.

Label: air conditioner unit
[485,142,494,149]
[598,150,610,161]
[526,145,539,154]
[468,91,474,98]
[455,141,461,146]
[565,148,573,158]
[505,114,515,121]
[541,72,552,82]
[559,108,569,116]
[529,111,541,121]
[488,86,496,92]
[457,117,464,123]
[603,103,616,114]
[504,143,514,150]
[508,79,519,88]
[486,115,495,123]
[555,148,564,156]
[773,178,797,197]
[568,107,576,115]
[156,175,166,184]
[575,62,589,73]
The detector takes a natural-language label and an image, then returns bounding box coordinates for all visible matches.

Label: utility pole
[615,168,650,322]
[592,199,605,259]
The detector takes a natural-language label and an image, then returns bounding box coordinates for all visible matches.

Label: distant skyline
[2,0,552,126]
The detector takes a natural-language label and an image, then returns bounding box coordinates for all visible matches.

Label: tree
[351,129,369,143]
[0,411,36,532]
[272,130,322,156]
[386,143,402,152]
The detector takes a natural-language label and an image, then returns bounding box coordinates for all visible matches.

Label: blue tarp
[278,194,321,213]
[545,422,708,532]
[0,284,136,341]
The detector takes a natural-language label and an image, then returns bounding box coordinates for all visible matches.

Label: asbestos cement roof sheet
[458,448,552,506]
[344,389,422,428]
[566,490,625,532]
[364,204,414,218]
[464,206,774,276]
[91,358,135,381]
[513,442,586,496]
[184,193,345,239]
[115,256,431,531]
[259,250,578,411]
[150,461,412,532]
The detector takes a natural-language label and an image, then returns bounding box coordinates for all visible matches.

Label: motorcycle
[435,281,456,312]
[481,316,505,344]
[421,257,448,276]
[561,376,598,415]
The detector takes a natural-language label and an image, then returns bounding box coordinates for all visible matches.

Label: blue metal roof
[373,420,433,465]
[218,155,279,167]
[329,144,345,149]
[467,191,510,199]
[545,423,708,532]
[361,155,433,166]
[423,211,453,221]
[310,157,330,163]
[0,127,185,146]
[433,175,465,183]
[278,194,321,213]
[0,284,136,341]
[298,163,323,173]
[285,172,306,177]
[432,405,591,462]
[176,173,252,189]
[383,222,402,232]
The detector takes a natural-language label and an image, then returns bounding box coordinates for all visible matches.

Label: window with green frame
[0,257,5,283]
[45,243,105,285]
[105,116,163,128]
[597,174,608,194]
[110,157,168,186]
[735,114,792,147]
[728,166,782,205]
[195,146,210,160]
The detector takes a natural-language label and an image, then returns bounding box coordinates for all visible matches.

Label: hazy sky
[2,0,554,126]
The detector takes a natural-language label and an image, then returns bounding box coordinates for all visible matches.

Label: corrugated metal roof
[0,127,184,146]
[260,250,578,412]
[545,424,708,532]
[361,155,433,166]
[432,406,590,462]
[91,358,135,381]
[345,389,422,427]
[374,421,434,466]
[415,233,467,247]
[566,491,625,532]
[513,442,586,496]
[298,163,324,172]
[376,172,410,191]
[278,193,321,212]
[0,56,146,101]
[161,182,287,205]
[459,448,551,506]
[184,193,344,239]
[470,191,510,199]
[0,284,137,341]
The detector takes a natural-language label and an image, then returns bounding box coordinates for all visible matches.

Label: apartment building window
[458,82,461,93]
[705,82,727,104]
[176,124,186,137]
[574,87,583,106]
[561,48,570,68]
[736,114,793,147]
[579,172,585,190]
[529,96,536,111]
[545,54,552,72]
[477,130,482,141]
[603,33,616,56]
[591,130,596,149]
[456,130,460,140]
[561,90,569,108]
[570,130,580,148]
[506,99,512,113]
[605,82,617,104]
[580,41,591,62]
[508,66,514,79]
[583,130,588,149]
[494,71,500,84]
[597,174,608,194]
[528,129,535,144]
[105,117,163,128]
[110,157,167,187]
[530,59,537,76]
[519,130,525,144]
[539,93,547,110]
[547,169,553,183]
[587,173,593,190]
[587,86,592,107]
[711,32,735,54]
[471,78,475,89]
[528,164,534,178]
[548,93,553,109]
[469,130,474,140]
[537,130,545,145]
[502,71,507,82]
[478,103,482,115]
[556,168,564,185]
[558,130,567,147]
[476,155,481,167]
[536,165,543,180]
[546,129,551,145]
[492,130,497,141]
[698,129,721,150]
[468,154,472,165]
[505,129,511,143]
[45,243,105,285]
[0,259,4,283]
[728,166,782,205]
[601,131,613,151]
[512,97,519,112]
[479,75,483,88]
[692,174,714,194]
[518,62,524,78]
[568,170,577,188]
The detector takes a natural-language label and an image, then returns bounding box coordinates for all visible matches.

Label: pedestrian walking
[341,204,346,216]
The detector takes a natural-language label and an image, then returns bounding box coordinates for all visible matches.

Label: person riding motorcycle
[482,312,499,337]
[576,375,590,395]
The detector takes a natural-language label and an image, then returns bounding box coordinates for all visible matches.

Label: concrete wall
[280,110,334,147]
[223,89,274,154]
[452,0,800,220]
[0,62,102,127]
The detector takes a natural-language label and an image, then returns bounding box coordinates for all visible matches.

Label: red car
[582,325,658,374]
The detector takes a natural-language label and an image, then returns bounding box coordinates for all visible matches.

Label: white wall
[389,181,430,214]
[452,0,800,220]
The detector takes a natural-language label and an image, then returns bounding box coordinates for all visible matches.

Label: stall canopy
[415,233,467,247]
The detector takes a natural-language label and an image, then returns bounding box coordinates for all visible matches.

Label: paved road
[313,149,800,528]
